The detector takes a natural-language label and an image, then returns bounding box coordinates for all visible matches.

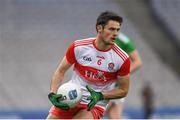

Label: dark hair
[96,11,123,30]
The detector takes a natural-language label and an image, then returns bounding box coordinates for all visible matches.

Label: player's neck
[95,36,112,51]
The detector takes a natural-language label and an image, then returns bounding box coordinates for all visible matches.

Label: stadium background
[0,0,180,119]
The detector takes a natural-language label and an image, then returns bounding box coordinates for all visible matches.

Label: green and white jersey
[115,33,136,54]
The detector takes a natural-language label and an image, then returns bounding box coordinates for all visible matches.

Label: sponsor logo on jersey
[83,56,92,62]
[85,70,107,81]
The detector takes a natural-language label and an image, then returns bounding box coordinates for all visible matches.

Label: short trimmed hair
[96,11,123,31]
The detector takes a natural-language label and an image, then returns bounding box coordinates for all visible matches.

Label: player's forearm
[50,56,72,93]
[102,75,130,100]
[102,87,128,100]
[129,50,142,73]
[50,71,64,93]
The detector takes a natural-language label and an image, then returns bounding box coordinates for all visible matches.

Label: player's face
[99,20,121,45]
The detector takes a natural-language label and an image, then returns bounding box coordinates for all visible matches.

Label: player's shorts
[110,97,126,104]
[49,103,105,119]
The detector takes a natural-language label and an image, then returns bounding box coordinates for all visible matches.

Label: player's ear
[97,25,103,33]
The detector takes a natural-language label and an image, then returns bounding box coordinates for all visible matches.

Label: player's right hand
[48,92,70,110]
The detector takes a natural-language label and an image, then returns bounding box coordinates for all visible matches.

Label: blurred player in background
[142,81,154,119]
[106,32,142,119]
[46,11,131,119]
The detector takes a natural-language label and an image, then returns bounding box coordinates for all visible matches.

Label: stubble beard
[103,39,114,45]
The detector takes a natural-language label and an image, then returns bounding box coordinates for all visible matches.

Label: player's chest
[75,49,122,72]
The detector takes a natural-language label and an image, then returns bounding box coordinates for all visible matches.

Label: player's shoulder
[112,44,129,61]
[74,37,95,47]
[117,33,131,44]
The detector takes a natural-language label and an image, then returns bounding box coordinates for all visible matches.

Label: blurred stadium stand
[116,0,180,75]
[0,0,180,119]
[149,0,180,48]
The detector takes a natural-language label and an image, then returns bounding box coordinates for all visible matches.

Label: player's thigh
[73,109,93,119]
[46,113,59,119]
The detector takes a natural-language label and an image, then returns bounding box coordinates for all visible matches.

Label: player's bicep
[129,50,139,62]
[56,56,72,74]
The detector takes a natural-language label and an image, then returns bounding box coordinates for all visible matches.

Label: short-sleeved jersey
[115,33,136,54]
[66,38,130,110]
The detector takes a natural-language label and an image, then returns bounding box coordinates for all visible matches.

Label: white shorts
[110,97,126,104]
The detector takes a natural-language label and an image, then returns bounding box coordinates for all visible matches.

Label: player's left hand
[86,85,104,111]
